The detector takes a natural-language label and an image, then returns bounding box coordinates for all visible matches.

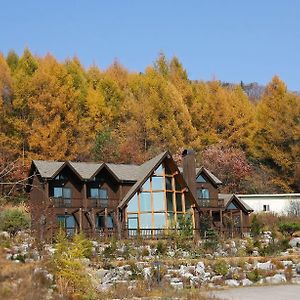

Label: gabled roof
[32,160,65,178]
[31,160,140,182]
[106,163,140,181]
[68,161,103,180]
[196,167,222,185]
[219,193,253,213]
[178,166,222,185]
[118,151,169,209]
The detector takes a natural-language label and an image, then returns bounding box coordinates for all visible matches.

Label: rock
[196,261,205,275]
[291,276,300,284]
[225,279,239,287]
[265,274,286,284]
[167,251,175,257]
[170,278,183,289]
[256,261,274,270]
[211,275,223,283]
[292,231,300,237]
[295,263,300,274]
[179,265,195,277]
[143,267,151,280]
[289,238,300,248]
[281,260,293,267]
[241,278,253,286]
[97,282,113,291]
[0,231,10,239]
[96,269,109,280]
[252,250,259,256]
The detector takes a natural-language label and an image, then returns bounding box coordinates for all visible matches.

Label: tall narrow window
[197,188,210,199]
[57,215,75,236]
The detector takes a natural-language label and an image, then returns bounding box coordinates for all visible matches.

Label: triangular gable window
[227,202,237,210]
[196,174,206,183]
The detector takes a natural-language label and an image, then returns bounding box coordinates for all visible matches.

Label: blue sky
[1,0,299,90]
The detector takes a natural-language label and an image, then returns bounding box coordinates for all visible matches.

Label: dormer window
[196,174,206,183]
[54,173,67,181]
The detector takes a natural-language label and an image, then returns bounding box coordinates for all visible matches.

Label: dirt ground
[210,284,300,300]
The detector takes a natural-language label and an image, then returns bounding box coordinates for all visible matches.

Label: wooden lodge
[27,150,253,240]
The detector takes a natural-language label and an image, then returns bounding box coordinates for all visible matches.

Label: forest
[0,49,299,195]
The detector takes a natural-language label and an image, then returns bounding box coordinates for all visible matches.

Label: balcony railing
[197,198,224,208]
[87,198,108,208]
[51,197,111,208]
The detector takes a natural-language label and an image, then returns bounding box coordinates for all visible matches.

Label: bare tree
[286,200,300,217]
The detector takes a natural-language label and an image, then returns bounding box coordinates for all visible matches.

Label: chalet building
[27,150,253,240]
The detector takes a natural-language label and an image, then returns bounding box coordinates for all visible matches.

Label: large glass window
[140,213,152,229]
[125,162,194,231]
[152,192,164,211]
[153,213,166,228]
[127,193,138,212]
[96,215,114,229]
[152,176,164,190]
[140,192,151,212]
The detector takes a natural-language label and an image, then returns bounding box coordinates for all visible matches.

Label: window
[227,202,237,210]
[54,173,67,181]
[90,188,108,199]
[54,187,71,198]
[125,161,194,231]
[57,215,75,236]
[197,188,210,199]
[53,187,71,206]
[96,215,114,229]
[263,204,270,212]
[196,174,206,183]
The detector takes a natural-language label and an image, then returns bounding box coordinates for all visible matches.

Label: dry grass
[0,250,57,300]
[97,281,215,299]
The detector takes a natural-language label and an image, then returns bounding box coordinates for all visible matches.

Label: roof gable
[220,193,253,213]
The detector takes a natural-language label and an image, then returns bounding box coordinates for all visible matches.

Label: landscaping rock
[241,278,253,286]
[289,238,300,248]
[256,261,274,270]
[0,231,10,239]
[295,263,300,275]
[170,277,183,289]
[265,274,286,284]
[225,279,239,287]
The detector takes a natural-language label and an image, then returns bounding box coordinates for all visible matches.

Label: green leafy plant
[0,208,30,236]
[213,259,229,276]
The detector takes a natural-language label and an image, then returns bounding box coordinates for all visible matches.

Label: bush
[213,259,229,276]
[203,228,219,251]
[279,222,300,236]
[0,208,30,236]
[156,241,167,255]
[250,215,261,238]
[51,230,94,298]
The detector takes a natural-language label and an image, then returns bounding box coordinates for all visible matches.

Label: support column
[240,210,243,237]
[104,208,108,237]
[79,208,83,232]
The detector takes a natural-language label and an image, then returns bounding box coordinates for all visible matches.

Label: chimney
[182,149,197,199]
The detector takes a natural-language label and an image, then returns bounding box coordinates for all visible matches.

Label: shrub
[0,208,30,236]
[246,269,261,282]
[250,215,261,238]
[279,222,300,236]
[51,230,94,298]
[156,241,167,255]
[213,259,229,276]
[203,228,219,251]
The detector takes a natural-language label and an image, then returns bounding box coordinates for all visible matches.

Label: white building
[236,193,300,215]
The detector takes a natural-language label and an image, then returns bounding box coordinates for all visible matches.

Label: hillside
[0,49,299,195]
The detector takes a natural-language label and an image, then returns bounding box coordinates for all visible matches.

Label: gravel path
[210,284,300,300]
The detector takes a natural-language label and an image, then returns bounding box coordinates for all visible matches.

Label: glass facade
[126,162,194,231]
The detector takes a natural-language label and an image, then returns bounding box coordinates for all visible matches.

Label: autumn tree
[253,76,300,191]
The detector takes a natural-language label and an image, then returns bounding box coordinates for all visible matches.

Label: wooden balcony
[52,197,83,208]
[197,198,224,208]
[87,198,109,208]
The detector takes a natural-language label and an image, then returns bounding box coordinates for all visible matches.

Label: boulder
[295,263,300,275]
[265,274,286,284]
[143,267,151,280]
[196,261,205,275]
[0,231,10,239]
[291,276,300,284]
[170,278,183,289]
[289,238,300,248]
[225,279,239,287]
[281,260,293,267]
[256,261,274,270]
[241,278,253,286]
